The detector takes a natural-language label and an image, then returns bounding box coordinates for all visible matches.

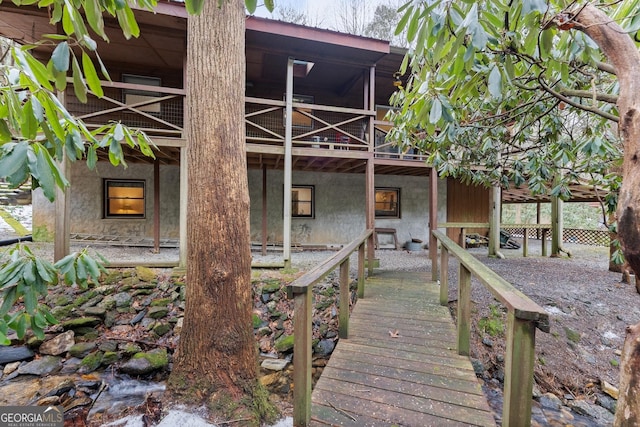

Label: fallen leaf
[388,329,400,338]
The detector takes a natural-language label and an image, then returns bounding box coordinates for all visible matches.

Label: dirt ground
[454,241,629,406]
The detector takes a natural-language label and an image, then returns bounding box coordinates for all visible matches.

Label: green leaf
[115,5,140,39]
[87,145,98,169]
[20,100,38,140]
[82,52,103,97]
[0,120,12,143]
[108,138,123,166]
[245,0,257,14]
[51,41,70,72]
[84,0,106,39]
[429,98,442,124]
[0,142,29,180]
[488,66,502,100]
[185,0,205,15]
[72,54,88,103]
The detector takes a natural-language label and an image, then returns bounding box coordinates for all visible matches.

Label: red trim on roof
[246,15,389,54]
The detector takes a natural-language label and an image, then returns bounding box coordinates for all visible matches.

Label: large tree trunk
[168,0,260,416]
[571,5,640,425]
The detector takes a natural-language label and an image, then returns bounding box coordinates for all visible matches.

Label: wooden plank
[323,355,485,396]
[312,389,470,427]
[320,366,490,411]
[334,341,473,371]
[314,377,495,426]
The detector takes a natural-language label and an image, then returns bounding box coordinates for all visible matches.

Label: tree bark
[169,0,257,406]
[570,4,640,425]
[572,5,640,276]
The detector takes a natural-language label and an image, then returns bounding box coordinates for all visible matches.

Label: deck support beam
[457,264,471,356]
[292,288,312,427]
[283,58,294,269]
[551,196,563,257]
[429,168,438,281]
[488,186,501,257]
[339,259,350,338]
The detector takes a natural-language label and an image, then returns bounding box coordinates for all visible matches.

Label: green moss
[243,383,279,425]
[274,334,294,352]
[101,351,120,366]
[81,351,104,372]
[32,225,54,242]
[252,314,263,329]
[136,266,157,282]
[564,327,581,343]
[610,359,619,367]
[133,348,168,369]
[153,323,172,337]
[261,282,281,294]
[151,298,173,307]
[478,304,504,337]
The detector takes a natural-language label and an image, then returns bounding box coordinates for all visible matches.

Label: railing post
[292,288,312,427]
[541,229,548,257]
[523,227,529,257]
[457,264,471,356]
[357,243,365,298]
[458,227,466,249]
[339,259,350,339]
[439,247,449,306]
[503,311,536,427]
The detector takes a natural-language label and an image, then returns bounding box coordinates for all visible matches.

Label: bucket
[405,241,422,251]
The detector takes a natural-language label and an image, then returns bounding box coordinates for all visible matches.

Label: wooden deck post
[439,248,449,305]
[293,288,312,427]
[339,259,350,339]
[458,227,466,249]
[522,227,529,257]
[366,159,375,276]
[283,57,294,269]
[541,228,548,257]
[457,264,471,356]
[429,168,439,282]
[503,311,536,427]
[357,243,365,298]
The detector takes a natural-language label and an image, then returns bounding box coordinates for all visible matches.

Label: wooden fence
[286,229,373,427]
[433,230,550,427]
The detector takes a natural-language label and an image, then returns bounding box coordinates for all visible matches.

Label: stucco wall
[32,161,180,241]
[248,170,448,247]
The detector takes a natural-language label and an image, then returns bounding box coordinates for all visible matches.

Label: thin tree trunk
[170,0,256,403]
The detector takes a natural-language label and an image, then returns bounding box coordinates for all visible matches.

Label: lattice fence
[502,227,609,247]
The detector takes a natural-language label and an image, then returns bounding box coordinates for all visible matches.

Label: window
[284,94,314,129]
[104,179,145,218]
[122,74,162,113]
[292,186,314,218]
[375,188,400,218]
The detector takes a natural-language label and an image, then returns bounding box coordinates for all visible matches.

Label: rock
[3,361,21,375]
[79,351,104,373]
[259,372,280,387]
[569,399,615,424]
[274,334,295,353]
[39,331,75,356]
[120,358,154,376]
[538,392,562,410]
[130,310,146,325]
[471,359,485,376]
[18,355,63,376]
[84,306,107,318]
[262,282,281,294]
[150,298,173,307]
[602,380,619,400]
[80,295,104,310]
[101,351,120,366]
[314,339,335,356]
[153,323,171,336]
[261,358,289,371]
[136,266,157,282]
[147,306,169,319]
[61,317,101,330]
[173,318,184,335]
[60,357,82,374]
[135,348,168,369]
[99,341,118,352]
[69,342,97,358]
[596,393,617,414]
[113,292,133,308]
[0,346,34,364]
[482,337,494,347]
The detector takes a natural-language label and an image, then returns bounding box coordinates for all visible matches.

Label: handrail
[288,228,374,427]
[433,229,549,427]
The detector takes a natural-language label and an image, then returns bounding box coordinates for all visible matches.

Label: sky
[253,0,390,32]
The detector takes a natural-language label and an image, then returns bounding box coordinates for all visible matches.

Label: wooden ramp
[310,271,496,427]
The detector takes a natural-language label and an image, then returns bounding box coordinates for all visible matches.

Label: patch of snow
[101,412,293,427]
[604,331,619,340]
[544,305,567,316]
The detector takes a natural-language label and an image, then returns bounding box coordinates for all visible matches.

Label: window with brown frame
[375,188,400,218]
[104,179,145,218]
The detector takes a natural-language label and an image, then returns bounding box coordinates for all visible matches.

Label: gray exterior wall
[248,169,447,247]
[32,161,180,240]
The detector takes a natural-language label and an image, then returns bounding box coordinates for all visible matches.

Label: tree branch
[537,76,619,122]
[558,87,618,104]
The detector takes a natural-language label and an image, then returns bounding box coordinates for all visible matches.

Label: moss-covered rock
[150,298,173,307]
[252,314,263,329]
[148,306,169,319]
[153,323,171,337]
[133,348,168,369]
[61,317,101,330]
[80,351,104,373]
[274,334,294,353]
[69,342,97,358]
[101,351,120,366]
[136,266,157,282]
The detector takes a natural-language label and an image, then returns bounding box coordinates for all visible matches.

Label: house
[1,2,580,267]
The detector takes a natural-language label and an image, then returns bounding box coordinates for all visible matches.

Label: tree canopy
[389,0,633,215]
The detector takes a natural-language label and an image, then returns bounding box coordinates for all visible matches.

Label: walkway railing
[287,229,373,427]
[433,230,550,427]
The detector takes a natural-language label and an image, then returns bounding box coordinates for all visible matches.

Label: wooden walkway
[310,271,497,426]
